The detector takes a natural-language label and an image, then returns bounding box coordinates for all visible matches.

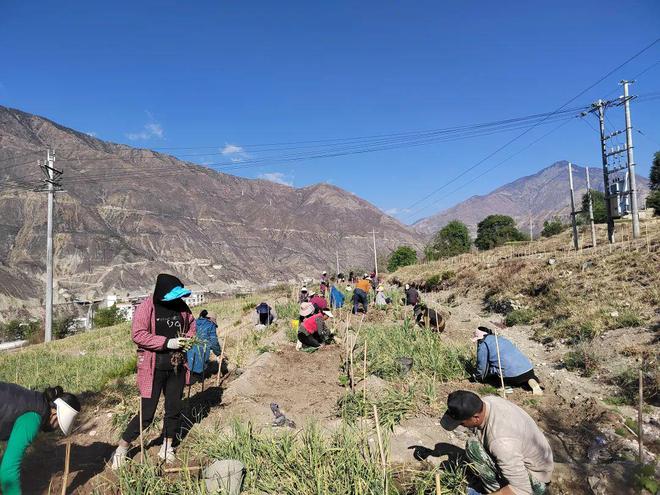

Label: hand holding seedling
[166,337,192,351]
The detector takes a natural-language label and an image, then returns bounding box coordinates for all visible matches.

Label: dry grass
[391,217,660,342]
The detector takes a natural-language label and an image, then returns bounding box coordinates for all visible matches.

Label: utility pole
[335,250,340,276]
[585,166,597,247]
[621,80,640,238]
[528,214,533,241]
[371,229,378,278]
[568,162,579,251]
[40,149,62,342]
[593,101,616,243]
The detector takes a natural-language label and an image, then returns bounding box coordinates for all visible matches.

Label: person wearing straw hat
[472,327,543,395]
[440,390,553,495]
[297,304,334,349]
[298,286,310,303]
[374,285,389,307]
[0,383,80,495]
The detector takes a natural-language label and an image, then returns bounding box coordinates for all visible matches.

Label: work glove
[166,337,192,351]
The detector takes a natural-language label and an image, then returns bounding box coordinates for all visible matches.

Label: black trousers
[122,368,186,443]
[298,330,322,348]
[485,369,540,389]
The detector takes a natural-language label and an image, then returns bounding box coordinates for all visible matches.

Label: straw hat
[299,302,315,317]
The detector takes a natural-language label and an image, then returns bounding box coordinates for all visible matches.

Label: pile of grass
[0,323,135,393]
[338,387,414,430]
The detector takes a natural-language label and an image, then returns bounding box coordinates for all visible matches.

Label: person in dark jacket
[298,287,309,303]
[187,310,222,381]
[253,302,277,326]
[472,327,543,395]
[404,284,420,306]
[0,383,80,495]
[414,303,445,333]
[112,273,196,469]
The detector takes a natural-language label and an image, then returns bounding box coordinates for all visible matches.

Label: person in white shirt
[440,390,553,495]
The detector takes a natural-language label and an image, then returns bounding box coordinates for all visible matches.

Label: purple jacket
[132,297,196,398]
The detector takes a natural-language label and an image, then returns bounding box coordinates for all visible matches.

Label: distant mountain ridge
[0,105,422,313]
[413,160,650,236]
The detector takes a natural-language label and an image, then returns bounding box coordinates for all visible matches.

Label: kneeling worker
[297,303,334,349]
[440,390,553,495]
[473,327,542,395]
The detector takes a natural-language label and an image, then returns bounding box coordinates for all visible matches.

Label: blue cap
[161,286,192,301]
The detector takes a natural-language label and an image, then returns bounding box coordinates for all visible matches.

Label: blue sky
[1,1,659,224]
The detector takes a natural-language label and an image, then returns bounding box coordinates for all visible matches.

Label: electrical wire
[400,36,660,219]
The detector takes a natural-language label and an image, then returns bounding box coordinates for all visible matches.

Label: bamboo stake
[493,329,506,398]
[216,332,228,387]
[349,333,355,391]
[61,440,71,495]
[435,472,442,495]
[362,341,368,406]
[139,399,144,462]
[372,405,387,493]
[638,369,644,464]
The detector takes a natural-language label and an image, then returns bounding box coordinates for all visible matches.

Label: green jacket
[0,411,42,495]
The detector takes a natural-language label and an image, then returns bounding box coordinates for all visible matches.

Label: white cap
[323,271,327,275]
[405,284,410,290]
[54,398,79,436]
[301,286,308,292]
[345,286,353,291]
[322,310,334,318]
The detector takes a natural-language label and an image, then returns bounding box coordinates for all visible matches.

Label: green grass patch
[563,344,599,377]
[184,420,466,494]
[504,308,536,327]
[361,319,470,382]
[0,323,135,394]
[337,387,414,430]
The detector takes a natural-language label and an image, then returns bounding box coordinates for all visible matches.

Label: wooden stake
[638,369,644,464]
[216,332,228,387]
[373,405,386,466]
[61,440,71,495]
[139,398,144,462]
[349,333,355,391]
[435,472,442,495]
[362,341,368,405]
[493,329,506,398]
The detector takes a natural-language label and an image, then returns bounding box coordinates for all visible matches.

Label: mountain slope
[413,160,650,236]
[0,105,422,311]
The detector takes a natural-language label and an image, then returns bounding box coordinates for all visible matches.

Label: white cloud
[221,144,244,155]
[384,207,411,216]
[258,172,293,187]
[127,113,164,141]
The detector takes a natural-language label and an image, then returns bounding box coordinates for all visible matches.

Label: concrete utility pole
[371,229,378,278]
[621,80,640,239]
[594,101,616,243]
[568,162,579,250]
[41,149,60,342]
[585,166,597,247]
[528,214,533,241]
[335,250,340,276]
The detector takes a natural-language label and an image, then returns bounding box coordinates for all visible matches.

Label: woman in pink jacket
[111,274,196,468]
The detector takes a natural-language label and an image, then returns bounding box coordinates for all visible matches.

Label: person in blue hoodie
[473,326,543,395]
[187,310,222,381]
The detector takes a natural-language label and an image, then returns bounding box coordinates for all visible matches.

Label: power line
[400,36,660,219]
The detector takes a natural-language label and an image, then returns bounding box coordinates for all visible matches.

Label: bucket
[203,459,246,495]
[291,319,299,331]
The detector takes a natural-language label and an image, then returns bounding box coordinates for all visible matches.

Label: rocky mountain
[413,160,650,236]
[0,105,422,313]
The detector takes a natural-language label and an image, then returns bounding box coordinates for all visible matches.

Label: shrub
[646,190,660,215]
[425,220,471,260]
[475,215,526,251]
[563,345,599,377]
[504,308,536,326]
[93,304,127,328]
[387,246,417,272]
[580,189,607,224]
[541,218,565,237]
[53,314,77,339]
[0,319,40,342]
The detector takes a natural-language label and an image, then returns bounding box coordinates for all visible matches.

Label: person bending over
[472,327,542,395]
[0,384,80,495]
[297,307,334,349]
[440,390,553,495]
